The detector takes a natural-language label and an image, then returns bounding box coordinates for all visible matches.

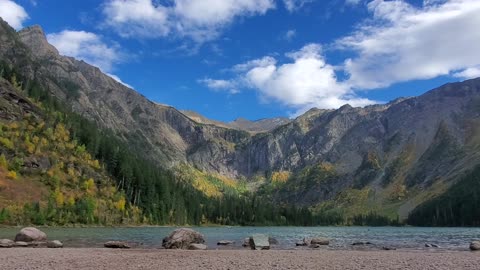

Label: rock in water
[217,240,234,246]
[0,239,14,248]
[15,227,47,242]
[268,237,279,245]
[104,241,130,249]
[310,237,330,245]
[162,228,205,249]
[249,234,270,250]
[296,241,308,247]
[242,238,250,247]
[47,240,63,248]
[188,244,207,250]
[470,241,480,251]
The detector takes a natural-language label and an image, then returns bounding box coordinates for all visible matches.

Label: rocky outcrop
[162,228,205,249]
[14,227,47,242]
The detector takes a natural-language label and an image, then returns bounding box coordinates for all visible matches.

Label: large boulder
[104,241,130,249]
[249,234,270,250]
[14,227,47,242]
[162,228,205,249]
[310,237,330,246]
[470,241,480,251]
[0,239,14,248]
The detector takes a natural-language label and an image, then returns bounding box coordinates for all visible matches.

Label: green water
[1,226,479,250]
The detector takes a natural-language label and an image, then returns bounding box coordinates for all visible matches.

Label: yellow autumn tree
[271,171,290,184]
[0,154,8,169]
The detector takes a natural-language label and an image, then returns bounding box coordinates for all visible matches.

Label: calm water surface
[1,226,479,250]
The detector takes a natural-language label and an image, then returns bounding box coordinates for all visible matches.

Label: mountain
[1,18,480,223]
[181,110,291,134]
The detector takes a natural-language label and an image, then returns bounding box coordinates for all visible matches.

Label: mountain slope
[1,18,480,222]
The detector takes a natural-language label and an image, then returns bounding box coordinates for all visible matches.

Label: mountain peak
[18,25,59,59]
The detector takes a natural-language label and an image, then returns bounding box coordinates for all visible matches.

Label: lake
[1,226,479,250]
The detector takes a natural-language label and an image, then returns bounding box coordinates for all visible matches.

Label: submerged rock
[470,241,480,251]
[15,227,47,242]
[47,240,63,248]
[352,241,373,246]
[217,240,234,246]
[249,234,270,250]
[188,243,207,250]
[382,246,397,251]
[0,239,14,248]
[104,241,131,249]
[162,228,205,249]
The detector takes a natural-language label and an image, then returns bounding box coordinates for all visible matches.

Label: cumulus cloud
[345,0,361,5]
[0,0,29,29]
[338,0,480,89]
[198,78,239,94]
[47,30,123,73]
[203,44,375,111]
[201,0,480,112]
[102,0,274,42]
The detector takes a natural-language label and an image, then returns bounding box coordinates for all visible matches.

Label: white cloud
[453,66,480,80]
[0,0,29,29]
[102,0,275,42]
[338,0,480,89]
[202,44,376,110]
[198,78,239,94]
[47,30,122,73]
[283,29,296,41]
[283,0,314,12]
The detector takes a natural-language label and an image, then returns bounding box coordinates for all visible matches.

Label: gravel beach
[1,248,479,270]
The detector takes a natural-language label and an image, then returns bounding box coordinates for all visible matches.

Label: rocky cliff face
[1,19,480,216]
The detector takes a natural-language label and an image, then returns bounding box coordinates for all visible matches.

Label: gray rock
[0,239,14,248]
[310,237,330,245]
[162,228,205,249]
[104,241,130,249]
[14,241,29,247]
[470,241,480,251]
[242,238,250,247]
[188,243,207,250]
[310,244,321,249]
[296,241,308,246]
[249,234,270,250]
[268,237,279,245]
[47,240,63,248]
[217,240,234,246]
[15,227,47,242]
[382,246,397,251]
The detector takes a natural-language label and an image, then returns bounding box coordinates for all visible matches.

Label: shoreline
[1,248,478,270]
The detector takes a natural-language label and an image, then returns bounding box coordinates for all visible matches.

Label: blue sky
[1,0,480,121]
